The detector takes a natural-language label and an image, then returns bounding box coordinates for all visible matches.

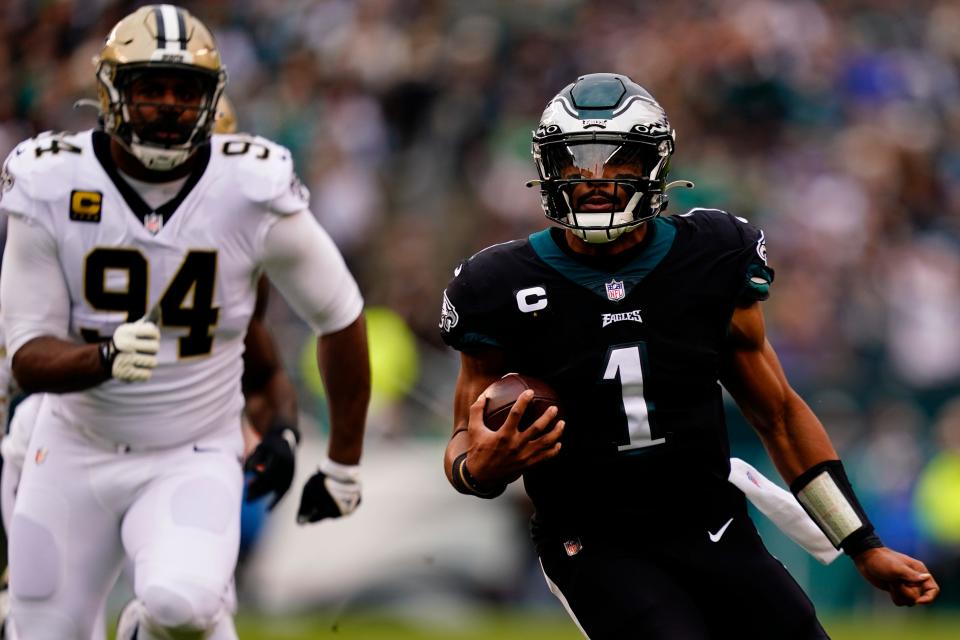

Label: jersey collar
[92,131,211,229]
[528,217,677,301]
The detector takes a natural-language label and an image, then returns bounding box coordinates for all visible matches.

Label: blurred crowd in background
[3,0,960,615]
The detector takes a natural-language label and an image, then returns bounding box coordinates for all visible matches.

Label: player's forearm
[12,336,110,393]
[445,350,510,488]
[722,319,840,483]
[241,313,298,435]
[737,376,882,557]
[755,390,839,483]
[444,432,469,485]
[264,370,298,428]
[244,371,299,437]
[318,315,370,465]
[446,371,486,485]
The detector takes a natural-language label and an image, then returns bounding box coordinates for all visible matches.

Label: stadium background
[2,0,960,637]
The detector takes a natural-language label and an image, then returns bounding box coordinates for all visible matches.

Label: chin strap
[130,142,192,171]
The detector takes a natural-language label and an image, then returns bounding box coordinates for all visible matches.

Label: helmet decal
[152,5,188,51]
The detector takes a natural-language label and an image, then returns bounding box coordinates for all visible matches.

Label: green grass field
[230,611,960,639]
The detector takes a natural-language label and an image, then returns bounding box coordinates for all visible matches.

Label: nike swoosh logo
[708,517,734,543]
[193,445,219,453]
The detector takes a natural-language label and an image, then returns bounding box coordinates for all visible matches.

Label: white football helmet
[530,73,691,243]
[94,4,226,171]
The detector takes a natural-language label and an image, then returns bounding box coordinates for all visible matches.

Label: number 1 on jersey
[603,344,665,451]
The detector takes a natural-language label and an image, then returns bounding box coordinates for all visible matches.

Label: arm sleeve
[0,215,71,358]
[261,210,363,335]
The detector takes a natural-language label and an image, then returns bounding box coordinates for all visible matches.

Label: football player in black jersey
[439,73,939,639]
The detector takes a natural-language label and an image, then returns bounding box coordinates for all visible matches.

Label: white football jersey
[0,130,316,447]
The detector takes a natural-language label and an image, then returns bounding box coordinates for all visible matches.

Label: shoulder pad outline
[2,131,89,205]
[213,133,306,211]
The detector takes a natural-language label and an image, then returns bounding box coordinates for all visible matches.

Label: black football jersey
[440,209,774,541]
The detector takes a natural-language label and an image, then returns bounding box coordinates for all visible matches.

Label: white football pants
[8,400,243,640]
[1,394,43,531]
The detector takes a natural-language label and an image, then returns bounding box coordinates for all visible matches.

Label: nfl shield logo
[144,212,163,235]
[605,279,625,301]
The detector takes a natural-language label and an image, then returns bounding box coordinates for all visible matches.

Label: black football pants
[537,513,830,640]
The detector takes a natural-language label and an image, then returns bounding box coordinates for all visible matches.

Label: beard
[130,104,200,146]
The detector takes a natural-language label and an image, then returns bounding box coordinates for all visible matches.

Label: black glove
[244,421,299,510]
[297,457,361,524]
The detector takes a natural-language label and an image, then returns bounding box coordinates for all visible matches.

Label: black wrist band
[841,530,884,558]
[450,452,506,499]
[98,340,117,375]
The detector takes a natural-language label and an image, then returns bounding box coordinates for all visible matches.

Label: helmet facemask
[98,63,224,171]
[533,134,674,243]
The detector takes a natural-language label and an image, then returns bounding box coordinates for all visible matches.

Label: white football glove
[105,321,160,382]
[297,457,362,524]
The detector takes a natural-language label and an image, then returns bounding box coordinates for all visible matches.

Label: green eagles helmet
[530,73,692,243]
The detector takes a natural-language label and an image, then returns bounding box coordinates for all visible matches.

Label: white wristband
[319,456,360,483]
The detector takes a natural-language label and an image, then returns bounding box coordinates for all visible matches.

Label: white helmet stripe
[610,94,658,118]
[158,4,183,50]
[175,8,188,49]
[553,95,579,119]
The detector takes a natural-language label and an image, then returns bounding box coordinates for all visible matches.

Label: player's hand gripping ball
[482,373,563,431]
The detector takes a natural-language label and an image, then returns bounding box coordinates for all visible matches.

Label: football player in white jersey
[0,96,303,640]
[0,263,303,640]
[0,5,370,639]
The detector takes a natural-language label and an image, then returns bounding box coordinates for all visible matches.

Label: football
[482,373,563,432]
